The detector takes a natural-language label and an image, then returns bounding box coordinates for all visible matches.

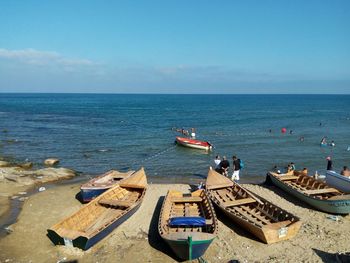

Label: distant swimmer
[329,140,335,147]
[320,137,327,146]
[299,136,305,142]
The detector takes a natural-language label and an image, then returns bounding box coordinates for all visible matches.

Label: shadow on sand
[312,248,342,263]
[147,196,185,262]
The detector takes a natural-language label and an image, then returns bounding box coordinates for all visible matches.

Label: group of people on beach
[214,155,242,181]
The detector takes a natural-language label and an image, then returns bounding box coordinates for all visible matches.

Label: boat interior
[160,190,216,235]
[273,171,344,200]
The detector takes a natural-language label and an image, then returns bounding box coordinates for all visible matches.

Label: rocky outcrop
[44,158,60,166]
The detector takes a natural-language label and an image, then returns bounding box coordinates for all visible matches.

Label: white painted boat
[326,171,350,193]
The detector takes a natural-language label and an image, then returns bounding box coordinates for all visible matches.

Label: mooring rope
[126,143,177,169]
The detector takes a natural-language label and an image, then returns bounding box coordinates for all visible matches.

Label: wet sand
[0,182,349,263]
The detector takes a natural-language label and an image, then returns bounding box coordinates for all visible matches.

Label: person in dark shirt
[219,156,230,177]
[326,156,333,170]
[231,155,241,181]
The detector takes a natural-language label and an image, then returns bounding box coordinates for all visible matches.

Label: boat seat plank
[277,175,299,181]
[328,194,350,200]
[119,183,145,189]
[172,196,202,203]
[206,182,234,190]
[304,188,339,195]
[223,197,256,208]
[98,199,132,208]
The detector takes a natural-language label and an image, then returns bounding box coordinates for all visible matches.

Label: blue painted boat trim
[80,188,109,202]
[47,202,142,250]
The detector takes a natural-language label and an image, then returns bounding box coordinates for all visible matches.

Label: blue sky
[0,0,349,93]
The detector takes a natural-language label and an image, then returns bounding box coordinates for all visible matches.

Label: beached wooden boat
[326,171,350,194]
[80,170,135,202]
[267,170,350,214]
[47,167,147,250]
[175,136,212,151]
[205,168,301,244]
[158,189,218,260]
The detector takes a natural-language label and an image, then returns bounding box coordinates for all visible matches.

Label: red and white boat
[175,136,212,151]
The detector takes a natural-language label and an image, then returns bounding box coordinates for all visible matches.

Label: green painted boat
[267,171,350,214]
[158,189,218,260]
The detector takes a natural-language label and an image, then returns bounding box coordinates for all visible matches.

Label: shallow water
[0,94,349,182]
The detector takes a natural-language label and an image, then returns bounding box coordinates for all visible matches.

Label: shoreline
[0,181,349,262]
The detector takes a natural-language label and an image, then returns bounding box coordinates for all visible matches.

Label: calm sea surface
[0,94,349,184]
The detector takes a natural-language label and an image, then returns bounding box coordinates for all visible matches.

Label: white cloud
[0,48,95,68]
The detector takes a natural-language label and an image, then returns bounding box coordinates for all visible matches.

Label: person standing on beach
[326,156,333,171]
[219,156,230,177]
[231,156,241,181]
[214,155,221,171]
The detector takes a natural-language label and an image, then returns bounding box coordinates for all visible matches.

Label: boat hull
[267,173,350,214]
[163,234,215,260]
[326,171,350,193]
[47,200,142,250]
[175,137,212,151]
[80,187,109,202]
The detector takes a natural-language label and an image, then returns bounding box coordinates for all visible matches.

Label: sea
[1,93,349,184]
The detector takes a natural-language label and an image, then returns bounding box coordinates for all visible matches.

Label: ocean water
[0,94,349,184]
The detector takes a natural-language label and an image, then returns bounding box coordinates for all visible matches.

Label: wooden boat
[80,170,135,202]
[175,136,212,151]
[158,189,218,260]
[267,170,350,214]
[205,168,301,244]
[326,171,350,194]
[47,167,147,250]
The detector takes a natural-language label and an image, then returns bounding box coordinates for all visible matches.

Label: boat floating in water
[267,170,350,214]
[175,136,212,151]
[158,189,218,260]
[80,170,135,202]
[47,167,147,250]
[206,168,301,244]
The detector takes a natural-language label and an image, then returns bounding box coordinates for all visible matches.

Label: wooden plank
[240,206,271,225]
[328,194,350,200]
[223,197,256,208]
[277,175,299,181]
[304,188,339,195]
[172,196,202,203]
[98,199,132,208]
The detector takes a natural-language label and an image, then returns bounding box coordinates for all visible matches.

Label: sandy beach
[0,179,349,263]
